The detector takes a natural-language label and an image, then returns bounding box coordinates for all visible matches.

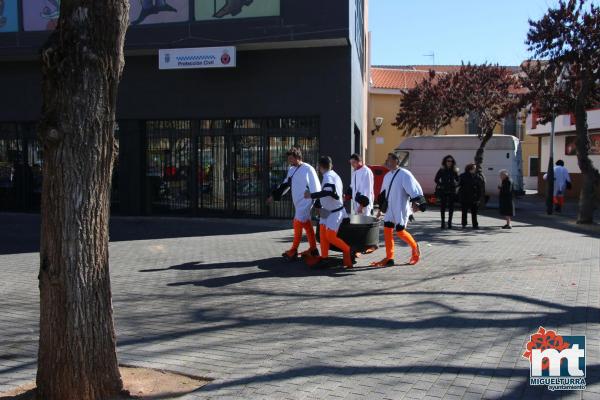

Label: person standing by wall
[458,163,483,229]
[371,153,427,267]
[269,147,321,261]
[543,160,572,213]
[347,153,374,216]
[499,170,515,229]
[434,155,459,229]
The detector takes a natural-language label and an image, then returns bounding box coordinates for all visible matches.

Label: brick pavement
[0,209,599,399]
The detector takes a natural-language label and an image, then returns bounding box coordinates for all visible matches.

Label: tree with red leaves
[393,70,458,136]
[522,0,600,224]
[394,64,523,169]
[453,64,523,168]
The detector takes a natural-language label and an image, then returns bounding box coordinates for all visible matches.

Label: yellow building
[367,65,539,190]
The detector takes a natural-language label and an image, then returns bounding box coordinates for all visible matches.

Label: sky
[368,0,597,67]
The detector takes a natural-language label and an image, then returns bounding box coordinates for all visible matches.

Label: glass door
[230,135,264,216]
[146,121,192,214]
[198,135,226,213]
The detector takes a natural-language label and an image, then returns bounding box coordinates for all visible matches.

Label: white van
[394,135,524,196]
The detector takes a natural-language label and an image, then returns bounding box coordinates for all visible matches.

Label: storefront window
[146,120,193,213]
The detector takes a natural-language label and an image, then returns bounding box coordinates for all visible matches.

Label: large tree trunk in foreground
[37,1,129,399]
[574,91,600,224]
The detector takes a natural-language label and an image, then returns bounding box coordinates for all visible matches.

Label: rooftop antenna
[423,52,435,66]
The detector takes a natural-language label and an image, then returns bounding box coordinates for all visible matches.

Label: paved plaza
[0,206,599,399]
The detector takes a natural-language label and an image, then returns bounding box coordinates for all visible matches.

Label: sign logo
[523,327,586,391]
[221,51,231,65]
[159,47,236,70]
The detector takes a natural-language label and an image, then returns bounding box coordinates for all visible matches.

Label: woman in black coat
[434,155,459,229]
[499,169,515,229]
[458,163,484,229]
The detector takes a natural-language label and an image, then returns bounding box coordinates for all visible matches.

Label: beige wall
[367,91,466,166]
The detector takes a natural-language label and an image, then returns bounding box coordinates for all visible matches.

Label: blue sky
[368,0,595,66]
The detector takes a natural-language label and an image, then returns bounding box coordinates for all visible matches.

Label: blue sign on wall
[0,0,19,32]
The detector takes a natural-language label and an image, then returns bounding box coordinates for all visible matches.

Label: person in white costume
[543,159,572,213]
[304,156,355,269]
[347,153,374,216]
[372,153,427,267]
[269,147,321,261]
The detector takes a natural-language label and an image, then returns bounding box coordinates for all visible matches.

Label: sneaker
[370,258,395,267]
[502,224,512,229]
[408,244,421,265]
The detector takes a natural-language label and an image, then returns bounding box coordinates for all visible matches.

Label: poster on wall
[195,0,280,21]
[0,0,19,32]
[23,0,189,31]
[130,0,189,26]
[565,134,600,155]
[23,0,60,31]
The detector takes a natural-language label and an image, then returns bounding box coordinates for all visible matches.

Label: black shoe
[409,215,415,223]
[282,249,298,261]
[473,225,479,230]
[441,222,447,230]
[447,222,453,229]
[502,224,512,229]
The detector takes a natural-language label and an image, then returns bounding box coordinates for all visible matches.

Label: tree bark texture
[574,88,600,224]
[474,129,494,168]
[36,2,129,399]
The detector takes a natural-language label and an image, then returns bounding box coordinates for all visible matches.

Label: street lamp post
[546,116,555,215]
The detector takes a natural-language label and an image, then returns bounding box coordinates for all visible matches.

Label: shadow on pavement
[144,257,355,288]
[196,363,598,399]
[0,213,287,255]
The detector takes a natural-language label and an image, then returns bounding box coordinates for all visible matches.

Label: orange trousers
[290,219,317,251]
[319,224,352,267]
[383,226,418,260]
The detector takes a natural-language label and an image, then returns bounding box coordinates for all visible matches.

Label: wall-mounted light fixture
[371,117,384,136]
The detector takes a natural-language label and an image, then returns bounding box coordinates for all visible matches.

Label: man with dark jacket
[458,163,485,229]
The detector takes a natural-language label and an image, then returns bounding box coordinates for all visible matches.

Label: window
[467,112,481,135]
[503,113,517,137]
[529,157,539,177]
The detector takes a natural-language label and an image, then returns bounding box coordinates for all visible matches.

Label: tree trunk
[37,2,129,399]
[574,90,600,224]
[474,129,494,168]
